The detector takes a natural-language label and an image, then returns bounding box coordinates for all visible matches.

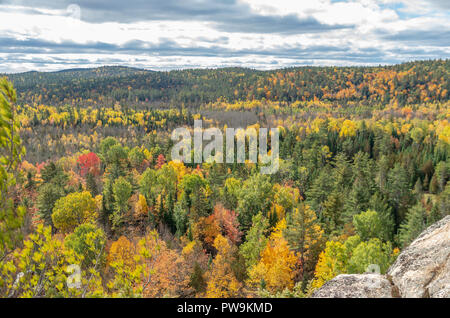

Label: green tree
[435,184,449,218]
[139,168,157,203]
[173,202,189,237]
[65,223,106,269]
[189,262,207,294]
[398,203,426,247]
[352,210,382,241]
[41,162,68,188]
[107,145,129,180]
[305,165,334,217]
[99,137,118,161]
[0,77,26,257]
[111,177,132,229]
[434,161,449,193]
[237,174,273,232]
[413,178,423,197]
[180,174,211,220]
[386,163,412,224]
[239,213,269,270]
[221,177,241,211]
[156,164,178,199]
[113,177,132,214]
[369,192,395,242]
[322,191,344,233]
[101,177,115,223]
[128,146,145,170]
[86,172,98,196]
[52,191,97,233]
[106,144,128,166]
[429,173,439,194]
[344,152,376,221]
[284,204,324,279]
[36,183,64,229]
[347,238,395,274]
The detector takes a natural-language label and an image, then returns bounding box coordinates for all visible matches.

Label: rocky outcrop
[387,215,450,298]
[311,274,395,298]
[312,216,450,298]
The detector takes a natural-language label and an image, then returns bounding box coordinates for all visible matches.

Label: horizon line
[2,58,449,76]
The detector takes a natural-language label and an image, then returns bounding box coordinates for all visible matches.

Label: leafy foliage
[1,61,449,298]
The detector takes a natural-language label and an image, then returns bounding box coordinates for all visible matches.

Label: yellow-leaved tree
[205,234,242,298]
[2,225,104,298]
[52,191,97,233]
[247,219,297,293]
[311,240,348,290]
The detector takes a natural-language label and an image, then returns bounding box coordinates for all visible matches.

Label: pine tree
[101,177,115,227]
[284,204,324,279]
[429,173,439,194]
[413,178,423,197]
[239,212,269,269]
[190,262,207,294]
[386,163,412,224]
[369,192,395,242]
[86,172,98,196]
[36,183,64,229]
[322,191,344,233]
[352,210,382,241]
[434,161,449,193]
[399,203,426,247]
[344,152,375,221]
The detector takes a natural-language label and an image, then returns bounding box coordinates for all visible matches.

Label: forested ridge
[0,59,448,298]
[5,59,449,106]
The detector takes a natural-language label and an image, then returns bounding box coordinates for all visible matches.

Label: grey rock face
[311,216,450,298]
[311,274,395,298]
[387,215,450,298]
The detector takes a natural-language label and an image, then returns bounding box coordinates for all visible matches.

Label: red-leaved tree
[77,152,101,177]
[155,154,166,170]
[213,204,242,245]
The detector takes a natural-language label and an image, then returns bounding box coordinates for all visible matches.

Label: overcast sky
[0,0,449,73]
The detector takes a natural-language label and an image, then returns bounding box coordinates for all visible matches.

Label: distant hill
[4,60,449,106]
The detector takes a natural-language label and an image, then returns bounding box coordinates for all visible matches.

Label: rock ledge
[312,216,450,298]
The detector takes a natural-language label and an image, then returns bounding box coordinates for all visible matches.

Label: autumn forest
[0,59,449,298]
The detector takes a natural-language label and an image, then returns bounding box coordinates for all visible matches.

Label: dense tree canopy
[0,60,448,298]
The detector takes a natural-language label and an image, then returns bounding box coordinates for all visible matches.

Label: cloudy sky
[0,0,449,73]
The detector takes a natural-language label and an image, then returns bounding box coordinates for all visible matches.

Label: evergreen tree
[344,152,375,221]
[86,172,98,196]
[237,174,273,232]
[399,203,426,247]
[386,163,412,225]
[369,192,395,242]
[36,183,64,229]
[352,210,382,241]
[239,213,269,269]
[413,178,423,197]
[284,204,324,279]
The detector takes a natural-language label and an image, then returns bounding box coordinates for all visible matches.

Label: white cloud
[0,0,448,72]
